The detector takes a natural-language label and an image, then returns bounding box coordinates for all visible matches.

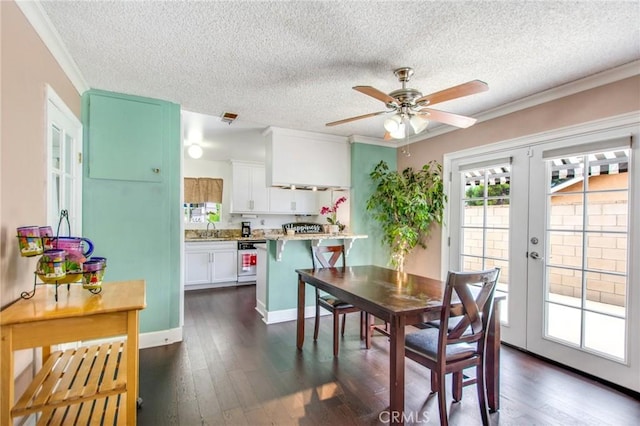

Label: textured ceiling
[39,0,640,160]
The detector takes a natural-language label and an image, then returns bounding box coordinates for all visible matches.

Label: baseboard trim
[255,300,267,318]
[262,306,328,324]
[139,327,183,349]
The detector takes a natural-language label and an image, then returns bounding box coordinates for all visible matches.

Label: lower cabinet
[185,241,238,289]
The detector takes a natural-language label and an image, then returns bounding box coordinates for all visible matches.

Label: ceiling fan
[326,67,488,140]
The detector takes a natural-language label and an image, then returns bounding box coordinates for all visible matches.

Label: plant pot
[329,225,339,235]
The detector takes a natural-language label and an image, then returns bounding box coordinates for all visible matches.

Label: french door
[446,117,639,391]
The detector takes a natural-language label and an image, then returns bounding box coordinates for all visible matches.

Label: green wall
[349,142,396,268]
[82,89,181,333]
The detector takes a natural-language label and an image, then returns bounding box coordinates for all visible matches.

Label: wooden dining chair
[311,244,365,357]
[404,268,500,426]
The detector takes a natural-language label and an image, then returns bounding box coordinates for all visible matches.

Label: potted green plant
[366,160,447,271]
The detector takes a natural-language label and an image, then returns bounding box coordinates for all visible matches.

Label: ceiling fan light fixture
[383,114,402,132]
[410,115,429,134]
[187,144,203,159]
[389,122,406,139]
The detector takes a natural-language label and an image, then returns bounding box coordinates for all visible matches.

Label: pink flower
[320,197,347,225]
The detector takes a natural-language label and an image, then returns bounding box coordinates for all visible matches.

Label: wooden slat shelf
[37,393,126,426]
[12,342,127,418]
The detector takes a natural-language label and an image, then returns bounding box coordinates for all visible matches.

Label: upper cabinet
[264,127,350,189]
[269,188,318,215]
[231,161,269,213]
[85,91,168,182]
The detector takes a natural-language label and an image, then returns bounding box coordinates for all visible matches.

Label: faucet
[206,221,216,238]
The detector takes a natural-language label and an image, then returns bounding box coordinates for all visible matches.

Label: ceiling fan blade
[325,110,389,127]
[418,108,477,128]
[353,86,399,106]
[415,80,488,106]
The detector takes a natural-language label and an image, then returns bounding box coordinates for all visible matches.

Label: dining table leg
[296,275,306,350]
[388,314,406,424]
[486,299,501,411]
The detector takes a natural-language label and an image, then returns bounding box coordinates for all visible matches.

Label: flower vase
[329,224,339,235]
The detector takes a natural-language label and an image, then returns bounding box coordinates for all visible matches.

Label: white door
[446,118,639,391]
[46,87,82,235]
[526,135,637,390]
[449,148,529,347]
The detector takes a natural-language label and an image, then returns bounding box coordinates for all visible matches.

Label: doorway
[444,114,639,391]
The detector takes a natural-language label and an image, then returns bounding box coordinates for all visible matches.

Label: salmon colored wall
[397,76,640,279]
[1,0,81,306]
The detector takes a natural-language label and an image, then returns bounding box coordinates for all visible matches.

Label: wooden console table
[1,280,146,425]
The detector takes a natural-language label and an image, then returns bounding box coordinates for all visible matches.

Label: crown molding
[16,0,89,94]
[348,134,393,147]
[402,60,640,145]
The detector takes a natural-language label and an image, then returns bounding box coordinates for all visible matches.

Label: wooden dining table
[296,265,503,422]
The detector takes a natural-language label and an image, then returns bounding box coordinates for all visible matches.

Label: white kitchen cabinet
[264,127,350,189]
[269,188,318,215]
[231,161,269,213]
[185,241,238,289]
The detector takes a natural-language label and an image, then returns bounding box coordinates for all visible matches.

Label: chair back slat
[438,269,500,353]
[311,245,345,269]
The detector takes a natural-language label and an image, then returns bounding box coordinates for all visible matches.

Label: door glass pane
[64,176,73,212]
[547,303,581,346]
[586,192,628,232]
[547,231,583,268]
[549,195,583,230]
[585,311,625,359]
[547,267,582,308]
[51,124,61,170]
[544,148,629,360]
[460,162,511,323]
[52,175,61,220]
[549,155,584,192]
[64,133,74,174]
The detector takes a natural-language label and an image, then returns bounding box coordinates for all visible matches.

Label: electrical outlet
[260,219,265,225]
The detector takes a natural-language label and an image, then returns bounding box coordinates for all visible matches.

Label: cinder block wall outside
[462,175,627,308]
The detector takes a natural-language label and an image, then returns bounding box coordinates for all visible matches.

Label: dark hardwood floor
[138,286,640,425]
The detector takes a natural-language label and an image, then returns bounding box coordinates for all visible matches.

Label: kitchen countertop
[264,233,367,241]
[184,236,268,242]
[264,233,369,261]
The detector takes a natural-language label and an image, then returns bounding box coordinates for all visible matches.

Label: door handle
[530,251,540,260]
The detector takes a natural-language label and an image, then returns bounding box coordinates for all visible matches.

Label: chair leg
[313,301,320,341]
[476,360,490,426]
[437,372,449,426]
[430,371,438,394]
[452,372,463,402]
[333,312,340,357]
[341,313,347,336]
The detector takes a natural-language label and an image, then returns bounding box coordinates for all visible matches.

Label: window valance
[184,178,223,203]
